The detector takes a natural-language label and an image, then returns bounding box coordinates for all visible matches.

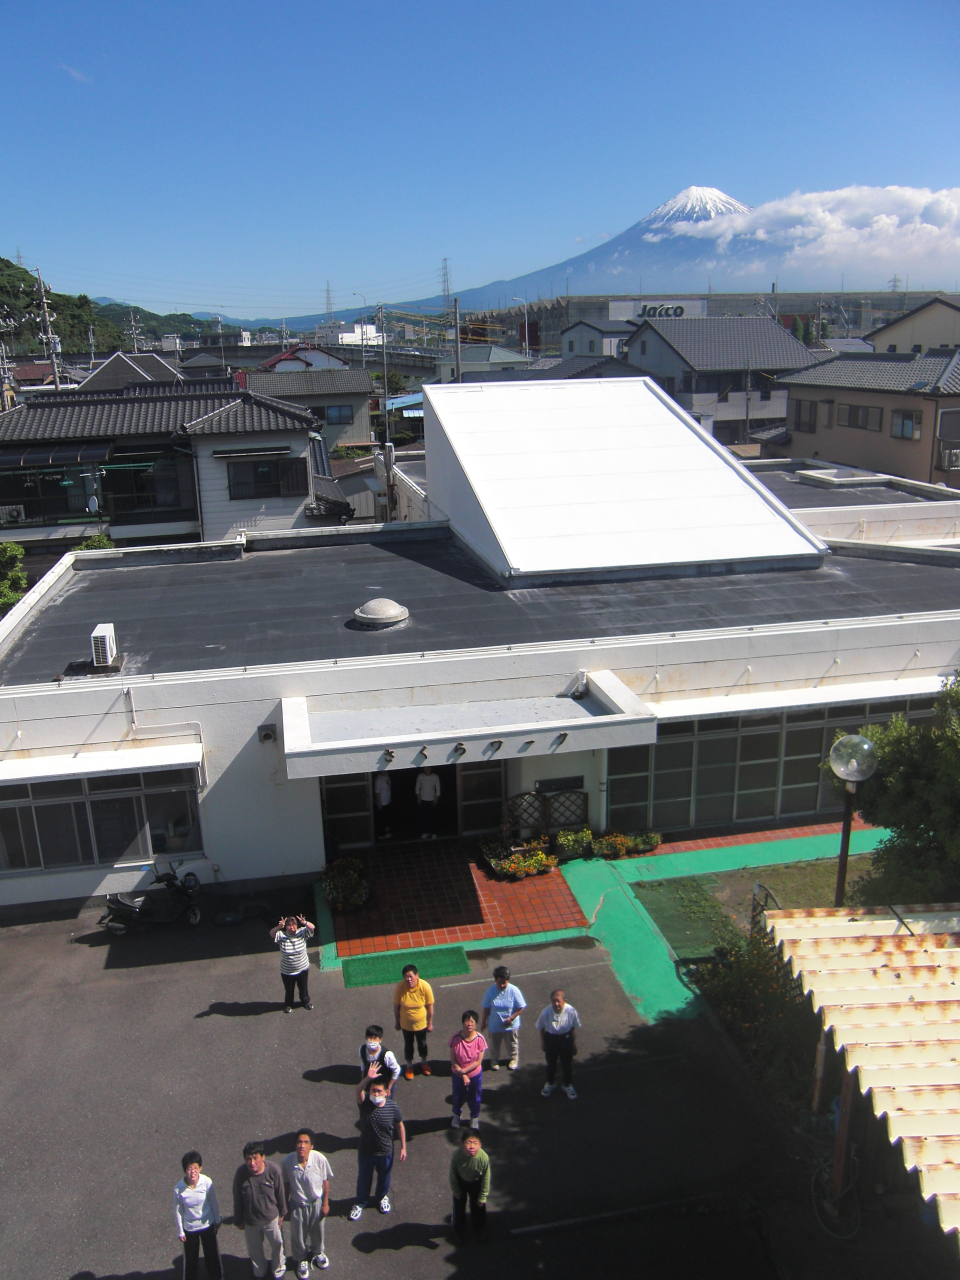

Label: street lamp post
[512,296,529,358]
[827,735,879,907]
[353,293,367,369]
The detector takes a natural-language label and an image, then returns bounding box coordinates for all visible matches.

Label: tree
[852,675,960,902]
[790,315,803,341]
[0,542,27,616]
[801,317,813,346]
[78,534,114,550]
[819,320,830,339]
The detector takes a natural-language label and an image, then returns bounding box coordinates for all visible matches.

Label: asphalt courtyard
[1,904,958,1280]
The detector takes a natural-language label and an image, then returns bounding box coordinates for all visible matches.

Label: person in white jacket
[174,1150,222,1280]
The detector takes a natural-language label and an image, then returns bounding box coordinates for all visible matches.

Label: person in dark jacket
[232,1140,286,1279]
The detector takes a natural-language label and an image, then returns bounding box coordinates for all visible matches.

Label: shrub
[555,828,593,858]
[319,856,367,911]
[78,534,114,550]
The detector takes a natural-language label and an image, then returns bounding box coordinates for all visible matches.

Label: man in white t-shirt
[535,989,582,1100]
[281,1129,332,1275]
[415,767,441,839]
[373,773,392,840]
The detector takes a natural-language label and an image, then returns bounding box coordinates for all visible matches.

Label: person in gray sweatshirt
[232,1140,287,1279]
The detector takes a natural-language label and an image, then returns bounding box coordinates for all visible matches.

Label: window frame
[325,404,355,426]
[837,403,883,432]
[226,457,309,501]
[891,409,922,440]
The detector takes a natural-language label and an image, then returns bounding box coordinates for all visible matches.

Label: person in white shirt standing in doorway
[536,989,582,1100]
[269,914,315,1013]
[174,1149,222,1280]
[415,766,441,839]
[281,1128,332,1275]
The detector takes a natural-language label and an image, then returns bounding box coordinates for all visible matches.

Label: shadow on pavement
[351,1221,448,1252]
[302,1063,357,1085]
[195,1000,282,1018]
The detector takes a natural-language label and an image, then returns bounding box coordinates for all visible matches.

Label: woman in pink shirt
[449,1010,487,1131]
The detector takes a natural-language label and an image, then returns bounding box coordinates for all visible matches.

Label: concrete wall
[796,500,960,544]
[505,749,605,830]
[625,328,686,380]
[194,432,315,540]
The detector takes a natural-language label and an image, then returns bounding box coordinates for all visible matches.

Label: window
[227,458,308,500]
[588,340,595,353]
[912,344,922,353]
[640,340,647,356]
[887,344,897,353]
[568,340,574,352]
[837,403,882,431]
[940,409,960,442]
[794,400,817,433]
[0,771,203,874]
[891,410,922,440]
[326,405,354,425]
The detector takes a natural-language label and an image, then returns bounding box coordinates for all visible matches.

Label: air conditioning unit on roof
[91,623,117,668]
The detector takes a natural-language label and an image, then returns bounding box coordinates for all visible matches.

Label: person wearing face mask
[350,1076,407,1221]
[358,1024,401,1095]
[174,1150,222,1280]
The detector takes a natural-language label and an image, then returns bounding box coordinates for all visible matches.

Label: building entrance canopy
[282,670,656,779]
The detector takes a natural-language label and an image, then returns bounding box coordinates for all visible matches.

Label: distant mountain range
[95,184,960,328]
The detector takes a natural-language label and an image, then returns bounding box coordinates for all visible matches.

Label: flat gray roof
[757,470,928,509]
[0,531,958,686]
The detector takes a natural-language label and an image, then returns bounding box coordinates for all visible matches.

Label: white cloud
[649,186,960,287]
[60,64,91,84]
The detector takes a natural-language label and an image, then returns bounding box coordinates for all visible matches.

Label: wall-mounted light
[554,732,568,747]
[453,742,466,756]
[383,748,395,763]
[489,740,503,754]
[419,745,428,759]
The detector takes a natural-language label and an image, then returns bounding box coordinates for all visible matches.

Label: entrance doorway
[321,761,504,850]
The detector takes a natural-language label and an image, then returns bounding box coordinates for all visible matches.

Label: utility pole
[88,324,96,369]
[743,359,750,446]
[380,303,389,442]
[441,259,452,348]
[127,309,141,354]
[454,298,462,383]
[353,294,366,368]
[36,270,61,390]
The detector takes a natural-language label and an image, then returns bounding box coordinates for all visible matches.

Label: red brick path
[333,842,588,957]
[655,816,874,855]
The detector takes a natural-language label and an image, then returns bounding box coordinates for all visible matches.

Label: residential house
[239,369,375,448]
[259,344,349,373]
[77,351,181,392]
[768,350,960,485]
[560,319,637,359]
[624,316,820,444]
[864,296,960,354]
[435,344,532,383]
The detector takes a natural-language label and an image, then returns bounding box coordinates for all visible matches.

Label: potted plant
[593,830,662,859]
[480,841,558,880]
[554,828,593,860]
[318,856,369,912]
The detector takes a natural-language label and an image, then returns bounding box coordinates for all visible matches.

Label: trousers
[182,1225,222,1280]
[452,1174,487,1235]
[402,1028,429,1061]
[281,968,310,1007]
[288,1201,325,1261]
[451,1070,482,1118]
[356,1150,394,1204]
[544,1032,574,1086]
[488,1028,519,1065]
[243,1217,284,1279]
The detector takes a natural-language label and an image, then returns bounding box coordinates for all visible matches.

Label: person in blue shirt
[480,965,527,1071]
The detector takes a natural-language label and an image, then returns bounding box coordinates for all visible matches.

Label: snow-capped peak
[643,186,750,227]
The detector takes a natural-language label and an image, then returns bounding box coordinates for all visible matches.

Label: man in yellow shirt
[393,964,434,1080]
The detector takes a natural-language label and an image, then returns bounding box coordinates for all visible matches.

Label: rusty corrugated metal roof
[766,905,960,1237]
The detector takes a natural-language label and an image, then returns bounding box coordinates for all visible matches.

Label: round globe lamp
[828,735,878,907]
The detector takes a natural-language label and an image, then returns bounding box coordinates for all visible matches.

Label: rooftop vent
[353,598,409,629]
[91,623,117,668]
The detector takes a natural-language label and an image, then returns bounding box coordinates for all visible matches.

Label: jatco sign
[637,302,685,317]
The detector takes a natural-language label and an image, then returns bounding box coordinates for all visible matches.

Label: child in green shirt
[449,1129,490,1241]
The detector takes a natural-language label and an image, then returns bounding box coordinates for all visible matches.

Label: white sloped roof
[767,905,960,1242]
[423,378,824,579]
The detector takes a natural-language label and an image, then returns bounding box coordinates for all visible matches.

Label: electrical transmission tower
[326,282,334,324]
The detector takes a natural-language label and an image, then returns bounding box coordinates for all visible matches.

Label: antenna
[326,282,334,324]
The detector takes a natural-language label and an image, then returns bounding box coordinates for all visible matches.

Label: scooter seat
[117,892,147,908]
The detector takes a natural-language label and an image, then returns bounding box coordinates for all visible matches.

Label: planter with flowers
[481,837,558,881]
[318,856,370,913]
[593,830,662,859]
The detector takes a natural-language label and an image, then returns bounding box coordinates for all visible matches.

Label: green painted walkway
[627,827,888,883]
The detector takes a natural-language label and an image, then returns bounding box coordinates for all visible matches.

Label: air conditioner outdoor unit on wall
[91,623,117,668]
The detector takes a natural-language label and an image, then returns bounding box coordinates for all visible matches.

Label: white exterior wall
[194,432,314,541]
[505,749,604,830]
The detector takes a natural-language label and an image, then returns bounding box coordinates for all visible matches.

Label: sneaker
[379,1194,391,1214]
[403,1065,414,1080]
[564,1084,578,1100]
[488,1060,500,1071]
[450,1114,461,1128]
[541,1082,555,1097]
[312,1256,329,1271]
[470,1117,480,1130]
[298,1262,310,1280]
[283,1005,293,1014]
[421,1062,432,1076]
[421,832,428,839]
[508,1059,519,1070]
[302,1001,314,1011]
[349,1203,364,1221]
[430,833,438,839]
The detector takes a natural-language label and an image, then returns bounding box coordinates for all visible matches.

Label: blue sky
[3,0,958,318]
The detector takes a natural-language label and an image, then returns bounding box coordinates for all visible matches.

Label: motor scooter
[98,860,202,936]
